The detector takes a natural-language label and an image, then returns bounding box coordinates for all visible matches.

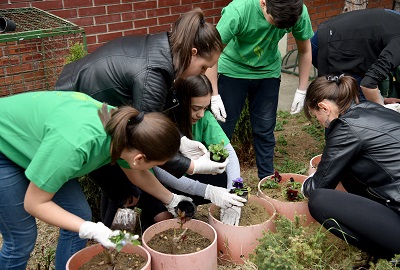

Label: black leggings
[308,189,400,259]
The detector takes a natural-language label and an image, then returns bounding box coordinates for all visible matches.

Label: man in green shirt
[206,0,314,179]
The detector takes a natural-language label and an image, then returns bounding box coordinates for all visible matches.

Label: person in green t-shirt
[206,0,314,180]
[0,91,191,269]
[134,75,247,228]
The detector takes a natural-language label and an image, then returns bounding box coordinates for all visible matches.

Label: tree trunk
[342,0,368,13]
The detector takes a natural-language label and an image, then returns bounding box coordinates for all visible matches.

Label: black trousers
[308,188,400,259]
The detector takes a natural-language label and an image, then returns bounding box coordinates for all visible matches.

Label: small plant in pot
[208,140,229,162]
[260,170,305,202]
[229,177,251,201]
[107,230,141,266]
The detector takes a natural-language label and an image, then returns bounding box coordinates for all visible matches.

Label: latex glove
[191,152,229,175]
[290,89,306,114]
[204,185,247,208]
[301,172,314,197]
[165,193,193,217]
[220,206,241,226]
[79,221,119,248]
[383,103,400,113]
[211,95,227,122]
[180,136,207,160]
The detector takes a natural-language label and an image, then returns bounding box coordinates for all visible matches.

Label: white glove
[165,193,193,217]
[383,103,400,113]
[204,185,246,208]
[79,221,119,248]
[220,206,241,226]
[180,136,207,160]
[211,95,227,122]
[290,89,306,114]
[191,152,229,175]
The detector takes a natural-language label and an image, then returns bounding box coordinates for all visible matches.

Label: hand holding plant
[208,140,229,162]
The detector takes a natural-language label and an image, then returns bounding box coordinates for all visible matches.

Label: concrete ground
[278,72,300,112]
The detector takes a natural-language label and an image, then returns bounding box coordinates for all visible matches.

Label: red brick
[78,6,106,17]
[97,32,123,43]
[122,10,147,21]
[64,0,92,8]
[171,5,193,14]
[108,21,133,32]
[159,0,180,7]
[84,24,107,35]
[107,3,133,13]
[134,18,157,28]
[133,1,157,10]
[95,14,122,24]
[158,14,180,25]
[93,0,121,5]
[69,17,94,27]
[149,24,171,34]
[32,0,63,10]
[147,7,170,18]
[51,9,78,19]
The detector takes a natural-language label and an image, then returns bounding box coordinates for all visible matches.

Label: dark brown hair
[170,75,213,139]
[169,8,223,79]
[266,0,304,29]
[304,75,359,121]
[98,104,180,164]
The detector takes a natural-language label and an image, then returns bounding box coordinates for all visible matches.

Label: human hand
[164,193,193,217]
[204,185,246,208]
[384,97,400,104]
[220,206,241,226]
[383,103,400,113]
[192,152,229,175]
[211,95,227,122]
[290,89,306,114]
[180,136,207,160]
[79,221,119,248]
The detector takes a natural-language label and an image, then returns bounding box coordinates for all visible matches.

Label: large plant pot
[258,173,316,226]
[308,154,347,192]
[66,243,151,270]
[142,219,217,270]
[208,195,276,264]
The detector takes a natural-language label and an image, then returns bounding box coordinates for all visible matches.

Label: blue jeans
[218,74,280,179]
[0,153,91,270]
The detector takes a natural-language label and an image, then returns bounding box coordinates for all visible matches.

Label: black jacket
[56,32,190,178]
[303,102,400,212]
[316,9,400,89]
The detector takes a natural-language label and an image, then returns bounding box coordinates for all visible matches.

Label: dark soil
[146,228,211,255]
[79,250,146,270]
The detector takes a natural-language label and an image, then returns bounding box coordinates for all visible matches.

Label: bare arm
[295,39,312,90]
[24,182,84,232]
[361,86,384,105]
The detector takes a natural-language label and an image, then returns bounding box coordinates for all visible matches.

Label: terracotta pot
[258,173,316,226]
[208,195,276,264]
[142,219,217,270]
[66,243,151,270]
[308,154,347,192]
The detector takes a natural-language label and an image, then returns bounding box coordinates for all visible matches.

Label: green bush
[65,42,87,64]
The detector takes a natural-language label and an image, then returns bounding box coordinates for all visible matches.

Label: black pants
[308,189,400,259]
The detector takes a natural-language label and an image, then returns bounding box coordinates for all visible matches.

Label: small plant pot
[142,219,218,270]
[208,195,276,264]
[308,154,347,192]
[229,189,249,201]
[258,173,315,226]
[176,200,197,218]
[66,243,151,270]
[210,156,226,163]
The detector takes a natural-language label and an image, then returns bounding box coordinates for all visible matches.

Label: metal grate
[0,7,86,97]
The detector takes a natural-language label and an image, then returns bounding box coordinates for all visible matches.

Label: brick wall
[0,0,395,54]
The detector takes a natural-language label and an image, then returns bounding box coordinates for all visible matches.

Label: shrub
[65,42,87,64]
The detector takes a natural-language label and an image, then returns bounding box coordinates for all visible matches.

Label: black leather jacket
[303,102,400,212]
[56,32,190,178]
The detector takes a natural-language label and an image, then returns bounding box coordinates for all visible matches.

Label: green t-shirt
[217,0,314,79]
[192,111,229,148]
[0,91,113,193]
